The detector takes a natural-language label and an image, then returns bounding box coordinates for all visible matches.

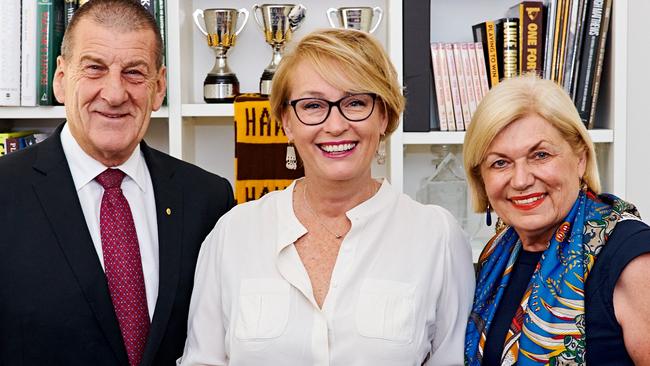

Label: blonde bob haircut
[463,73,601,212]
[270,28,405,139]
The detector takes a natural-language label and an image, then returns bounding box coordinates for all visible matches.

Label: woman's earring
[285,143,297,170]
[375,139,386,165]
[580,178,588,192]
[486,203,492,226]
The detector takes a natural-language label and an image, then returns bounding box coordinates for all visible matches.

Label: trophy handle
[369,7,383,34]
[252,4,264,30]
[192,9,208,36]
[326,8,338,28]
[288,4,307,31]
[235,8,249,36]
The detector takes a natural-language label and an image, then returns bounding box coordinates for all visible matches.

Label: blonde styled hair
[270,28,404,139]
[463,73,601,212]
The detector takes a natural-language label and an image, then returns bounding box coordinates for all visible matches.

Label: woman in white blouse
[178,28,475,366]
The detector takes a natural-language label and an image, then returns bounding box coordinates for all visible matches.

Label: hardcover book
[438,44,456,130]
[0,131,36,156]
[575,0,611,127]
[37,0,64,106]
[460,42,478,120]
[467,42,484,103]
[508,1,545,75]
[562,0,587,94]
[544,0,559,79]
[474,42,491,98]
[21,0,39,106]
[586,0,613,128]
[0,0,22,106]
[138,0,155,16]
[444,43,464,131]
[64,0,78,28]
[498,18,520,79]
[430,43,449,131]
[473,21,500,87]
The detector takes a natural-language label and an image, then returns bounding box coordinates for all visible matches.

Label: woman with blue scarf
[463,74,650,365]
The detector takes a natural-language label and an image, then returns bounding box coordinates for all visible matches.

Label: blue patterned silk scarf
[465,191,640,365]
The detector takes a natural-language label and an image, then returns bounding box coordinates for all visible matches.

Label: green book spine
[37,0,64,106]
[156,0,167,105]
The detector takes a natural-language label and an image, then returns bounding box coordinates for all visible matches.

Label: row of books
[0,0,165,107]
[430,42,490,132]
[471,0,612,128]
[0,131,49,156]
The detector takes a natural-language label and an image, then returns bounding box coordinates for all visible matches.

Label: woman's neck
[519,229,555,252]
[300,176,379,219]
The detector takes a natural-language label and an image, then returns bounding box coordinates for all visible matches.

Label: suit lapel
[140,142,183,365]
[31,127,129,365]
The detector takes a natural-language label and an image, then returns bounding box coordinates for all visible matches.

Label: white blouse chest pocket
[356,279,416,344]
[235,279,291,341]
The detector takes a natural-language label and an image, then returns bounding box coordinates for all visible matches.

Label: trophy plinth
[253,4,306,95]
[204,75,239,103]
[326,7,383,34]
[193,8,248,103]
[260,71,275,96]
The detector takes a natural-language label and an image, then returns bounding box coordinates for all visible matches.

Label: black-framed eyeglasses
[288,93,377,126]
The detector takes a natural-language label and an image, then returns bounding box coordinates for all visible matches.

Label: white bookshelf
[0,0,626,205]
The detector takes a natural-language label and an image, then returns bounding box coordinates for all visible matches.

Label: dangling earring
[375,138,386,165]
[285,142,297,170]
[580,177,588,192]
[485,203,492,226]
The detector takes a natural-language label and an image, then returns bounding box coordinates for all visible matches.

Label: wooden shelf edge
[181,103,233,117]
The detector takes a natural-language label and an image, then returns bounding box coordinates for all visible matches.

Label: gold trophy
[326,7,383,33]
[193,8,249,103]
[252,4,307,95]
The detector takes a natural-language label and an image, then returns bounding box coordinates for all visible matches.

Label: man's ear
[53,56,66,104]
[151,65,167,111]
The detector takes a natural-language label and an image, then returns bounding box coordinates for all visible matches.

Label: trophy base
[204,74,240,103]
[259,70,275,96]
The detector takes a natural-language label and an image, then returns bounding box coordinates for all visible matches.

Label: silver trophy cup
[193,8,249,103]
[326,7,383,33]
[252,3,306,95]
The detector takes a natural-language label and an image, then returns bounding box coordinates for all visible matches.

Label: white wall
[627,0,650,218]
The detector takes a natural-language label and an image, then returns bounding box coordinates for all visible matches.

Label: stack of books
[428,0,612,130]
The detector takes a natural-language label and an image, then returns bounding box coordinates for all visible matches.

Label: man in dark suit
[0,0,234,364]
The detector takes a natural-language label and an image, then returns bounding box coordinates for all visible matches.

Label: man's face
[53,19,166,166]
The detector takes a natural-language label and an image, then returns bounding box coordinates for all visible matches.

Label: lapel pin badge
[166,208,172,216]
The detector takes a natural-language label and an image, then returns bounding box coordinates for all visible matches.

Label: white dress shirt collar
[273,178,391,254]
[60,123,148,191]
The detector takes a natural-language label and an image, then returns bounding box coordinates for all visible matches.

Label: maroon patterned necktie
[96,168,150,366]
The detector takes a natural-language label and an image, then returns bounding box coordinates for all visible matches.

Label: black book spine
[402,0,432,132]
[64,0,77,28]
[586,0,612,128]
[502,18,519,79]
[574,0,605,125]
[138,0,155,16]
